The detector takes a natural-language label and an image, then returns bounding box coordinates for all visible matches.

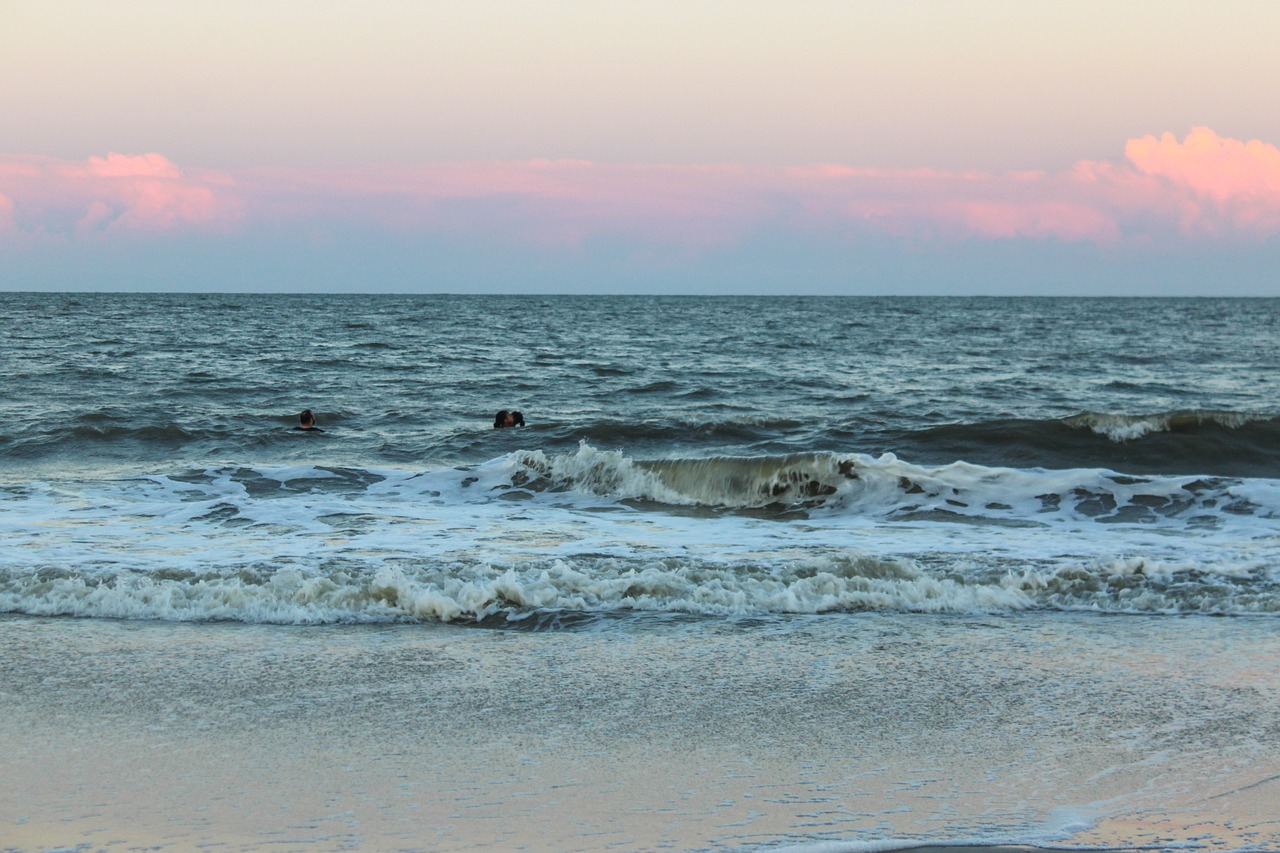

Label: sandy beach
[4,612,1279,852]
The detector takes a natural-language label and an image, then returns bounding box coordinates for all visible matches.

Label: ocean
[2,293,1278,852]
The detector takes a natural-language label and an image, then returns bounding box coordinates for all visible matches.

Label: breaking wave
[1,443,1277,625]
[3,553,1276,625]
[507,442,1272,525]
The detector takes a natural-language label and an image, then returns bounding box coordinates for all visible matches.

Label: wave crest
[512,444,865,509]
[500,443,1269,527]
[1063,409,1275,443]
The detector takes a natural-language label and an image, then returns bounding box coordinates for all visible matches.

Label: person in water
[294,409,323,431]
[493,410,525,428]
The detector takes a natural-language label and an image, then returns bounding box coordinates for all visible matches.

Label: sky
[2,0,1279,295]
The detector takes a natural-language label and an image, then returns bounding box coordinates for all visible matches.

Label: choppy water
[2,293,1278,623]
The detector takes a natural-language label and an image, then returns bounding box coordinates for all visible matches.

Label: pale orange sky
[3,0,1278,170]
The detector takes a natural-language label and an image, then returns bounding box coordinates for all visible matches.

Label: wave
[556,416,807,448]
[1063,409,1274,441]
[1,446,1276,625]
[3,552,1275,625]
[504,443,1274,526]
[9,443,1273,524]
[70,423,199,442]
[897,410,1280,476]
[4,406,1276,479]
[0,415,358,461]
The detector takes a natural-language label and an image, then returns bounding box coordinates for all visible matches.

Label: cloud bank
[3,128,1278,250]
[2,128,1278,293]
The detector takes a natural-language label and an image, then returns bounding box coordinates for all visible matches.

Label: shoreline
[4,614,1279,852]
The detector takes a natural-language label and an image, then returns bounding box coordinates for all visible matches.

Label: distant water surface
[5,294,1277,474]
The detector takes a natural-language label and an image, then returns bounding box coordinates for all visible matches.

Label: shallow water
[3,612,1278,851]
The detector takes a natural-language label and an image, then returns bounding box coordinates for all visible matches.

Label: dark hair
[511,411,525,427]
[494,410,509,429]
[299,409,315,426]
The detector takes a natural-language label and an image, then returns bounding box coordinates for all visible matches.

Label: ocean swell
[1063,409,1275,442]
[894,410,1280,476]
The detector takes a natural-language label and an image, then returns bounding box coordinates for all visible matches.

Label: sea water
[1,293,1278,851]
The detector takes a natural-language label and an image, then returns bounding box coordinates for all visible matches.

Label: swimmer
[493,409,525,428]
[294,409,324,432]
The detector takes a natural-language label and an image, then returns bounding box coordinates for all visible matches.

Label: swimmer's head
[299,409,315,427]
[494,409,524,428]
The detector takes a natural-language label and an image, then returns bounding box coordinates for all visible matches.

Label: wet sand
[3,613,1279,852]
[885,848,1043,853]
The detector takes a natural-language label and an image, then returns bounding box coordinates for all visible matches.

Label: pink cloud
[849,198,1120,242]
[0,152,238,240]
[1126,126,1280,201]
[3,128,1278,251]
[780,163,1136,244]
[0,162,40,179]
[1123,127,1280,235]
[789,128,1280,243]
[81,152,184,180]
[239,160,766,249]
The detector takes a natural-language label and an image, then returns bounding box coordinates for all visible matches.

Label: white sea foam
[2,447,1278,623]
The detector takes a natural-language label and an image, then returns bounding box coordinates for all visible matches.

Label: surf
[2,445,1277,625]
